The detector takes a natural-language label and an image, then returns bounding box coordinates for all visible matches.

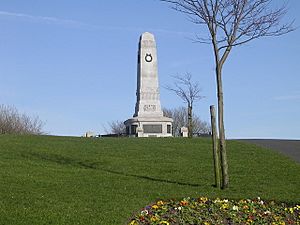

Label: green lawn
[0,135,299,224]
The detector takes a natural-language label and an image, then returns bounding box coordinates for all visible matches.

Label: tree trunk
[188,105,192,138]
[216,66,229,189]
[210,105,221,189]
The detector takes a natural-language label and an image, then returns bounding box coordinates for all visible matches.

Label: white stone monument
[84,131,95,138]
[180,127,188,137]
[124,32,173,137]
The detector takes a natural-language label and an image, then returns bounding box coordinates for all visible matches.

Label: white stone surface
[137,127,144,137]
[134,32,163,118]
[180,127,188,137]
[125,32,173,137]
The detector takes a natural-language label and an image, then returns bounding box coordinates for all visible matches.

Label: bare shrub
[163,107,210,136]
[0,104,44,135]
[106,120,126,135]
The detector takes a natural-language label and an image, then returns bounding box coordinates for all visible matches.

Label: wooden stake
[210,105,221,189]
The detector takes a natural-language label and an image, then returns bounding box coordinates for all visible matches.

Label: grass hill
[0,135,299,224]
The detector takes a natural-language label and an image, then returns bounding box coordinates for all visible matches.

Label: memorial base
[124,117,173,137]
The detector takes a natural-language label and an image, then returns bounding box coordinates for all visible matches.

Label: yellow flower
[150,215,159,222]
[152,204,159,210]
[204,222,210,225]
[160,221,170,225]
[220,203,229,210]
[274,216,281,221]
[273,222,286,225]
[199,197,208,203]
[247,218,253,224]
[129,220,139,225]
[157,200,164,206]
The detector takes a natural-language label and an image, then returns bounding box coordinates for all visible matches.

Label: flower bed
[128,197,299,225]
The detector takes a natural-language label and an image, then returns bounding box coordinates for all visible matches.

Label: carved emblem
[145,53,153,62]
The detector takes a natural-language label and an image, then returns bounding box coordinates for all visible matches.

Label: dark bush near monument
[0,104,44,135]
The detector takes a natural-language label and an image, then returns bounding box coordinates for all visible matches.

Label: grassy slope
[0,135,299,225]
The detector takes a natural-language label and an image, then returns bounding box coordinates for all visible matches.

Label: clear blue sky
[0,0,299,139]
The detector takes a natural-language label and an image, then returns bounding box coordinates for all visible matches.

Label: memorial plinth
[124,32,173,137]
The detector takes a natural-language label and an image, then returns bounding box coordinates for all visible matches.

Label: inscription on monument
[143,124,162,133]
[143,104,156,112]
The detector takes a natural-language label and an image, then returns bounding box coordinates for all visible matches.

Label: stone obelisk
[124,32,173,137]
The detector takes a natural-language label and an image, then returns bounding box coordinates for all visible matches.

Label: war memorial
[124,32,173,137]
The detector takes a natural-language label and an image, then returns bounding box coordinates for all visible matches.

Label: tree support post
[210,105,221,189]
[188,105,193,138]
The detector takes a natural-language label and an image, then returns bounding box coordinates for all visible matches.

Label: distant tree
[165,73,204,137]
[163,107,186,136]
[161,0,294,189]
[163,107,210,136]
[106,120,126,134]
[193,116,211,135]
[0,104,44,135]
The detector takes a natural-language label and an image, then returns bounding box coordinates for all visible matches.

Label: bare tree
[165,73,204,137]
[161,0,294,189]
[0,104,44,135]
[193,116,211,135]
[163,107,210,136]
[106,120,126,135]
[163,107,187,136]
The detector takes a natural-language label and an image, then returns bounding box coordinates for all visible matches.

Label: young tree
[165,73,204,137]
[161,0,294,189]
